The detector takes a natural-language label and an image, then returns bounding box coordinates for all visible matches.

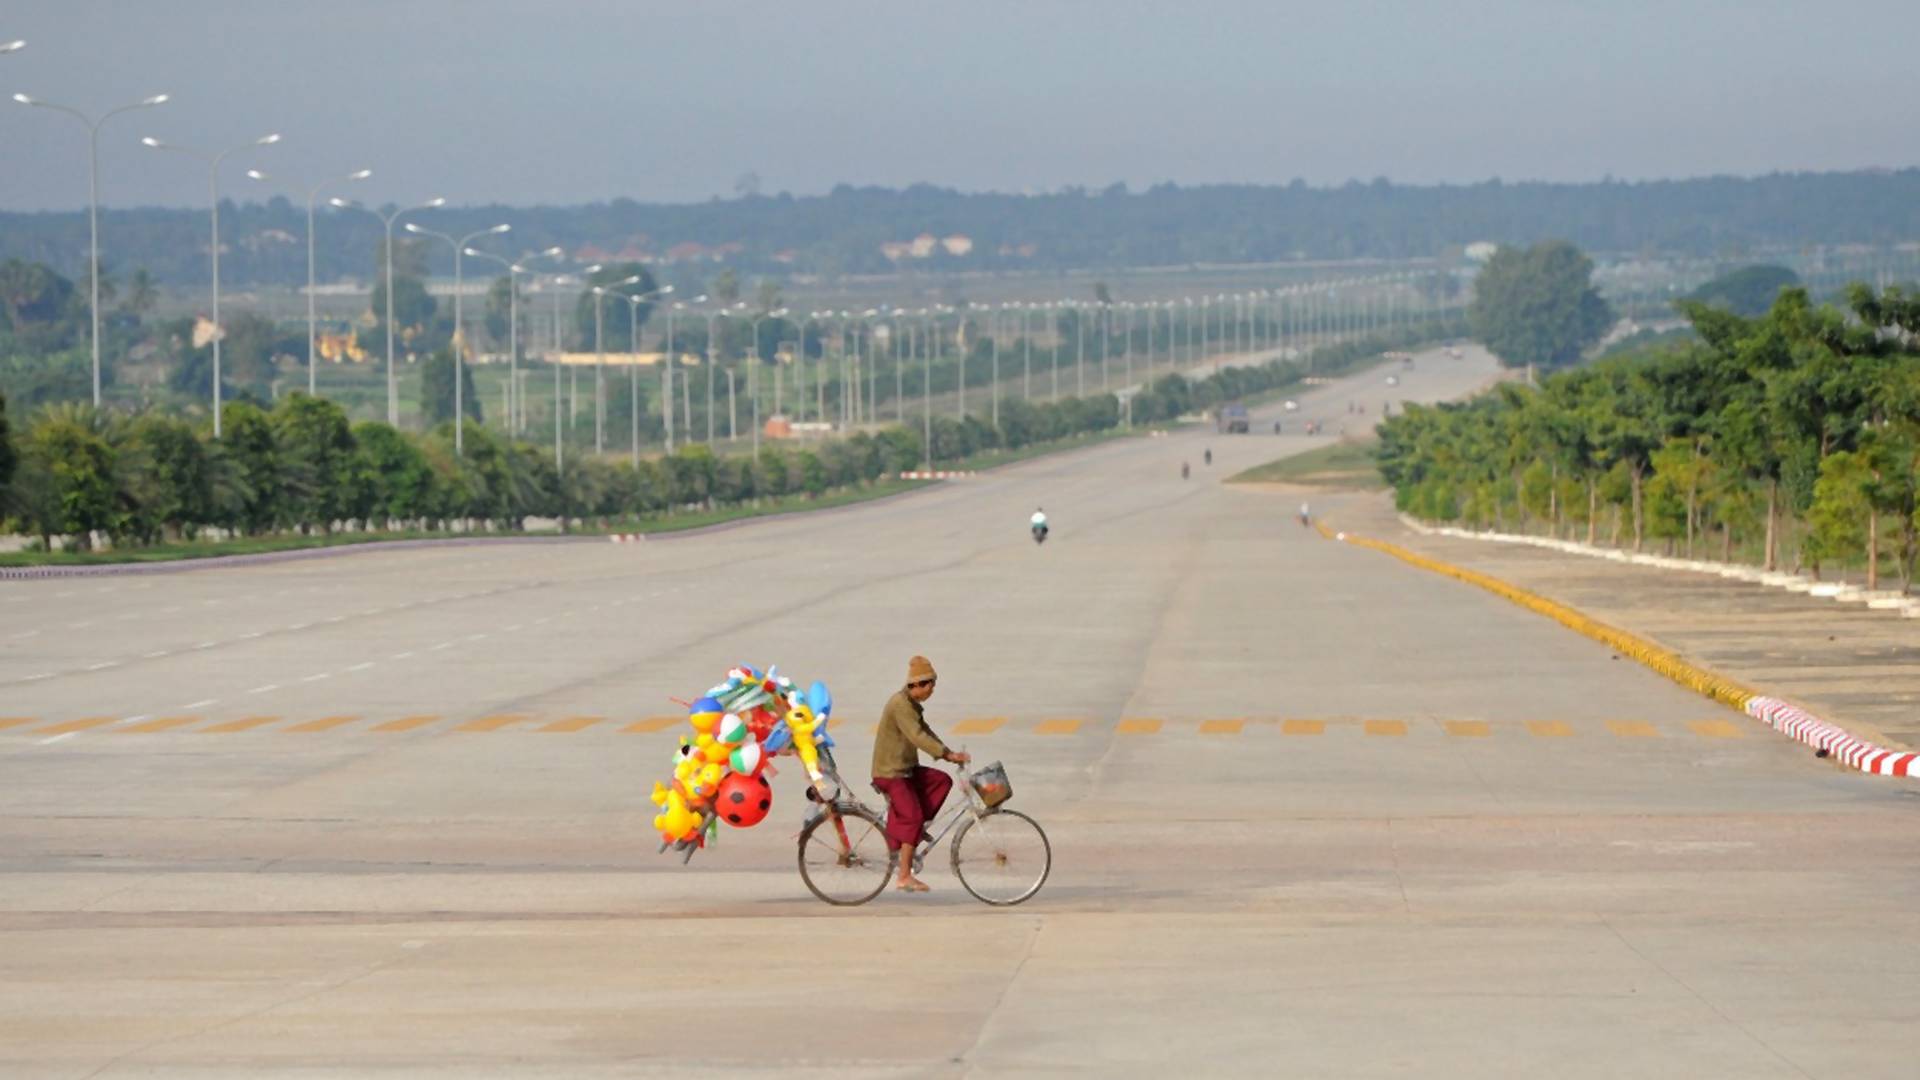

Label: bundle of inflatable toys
[650,665,837,860]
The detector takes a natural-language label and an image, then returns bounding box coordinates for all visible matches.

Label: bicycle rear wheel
[950,809,1050,905]
[797,805,893,906]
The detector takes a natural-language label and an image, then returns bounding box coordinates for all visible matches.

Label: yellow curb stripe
[539,715,605,733]
[1607,720,1660,739]
[1324,527,1759,713]
[1199,719,1243,735]
[115,716,201,734]
[623,716,682,734]
[1364,719,1407,737]
[373,714,440,733]
[1034,718,1082,735]
[287,715,360,733]
[1444,720,1491,738]
[201,715,280,733]
[952,717,1006,735]
[1282,719,1325,735]
[1118,718,1162,735]
[1527,720,1574,738]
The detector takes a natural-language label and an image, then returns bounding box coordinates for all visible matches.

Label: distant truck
[1216,402,1250,434]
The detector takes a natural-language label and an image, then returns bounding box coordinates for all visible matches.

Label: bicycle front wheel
[797,805,893,906]
[950,809,1051,905]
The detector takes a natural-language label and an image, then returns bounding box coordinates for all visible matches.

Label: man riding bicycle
[871,655,970,893]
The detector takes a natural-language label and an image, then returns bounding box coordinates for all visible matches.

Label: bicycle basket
[969,762,1012,808]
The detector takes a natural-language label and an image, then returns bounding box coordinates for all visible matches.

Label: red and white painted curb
[608,534,645,544]
[898,470,976,480]
[1746,696,1919,777]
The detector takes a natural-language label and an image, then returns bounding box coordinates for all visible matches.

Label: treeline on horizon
[4,170,1919,288]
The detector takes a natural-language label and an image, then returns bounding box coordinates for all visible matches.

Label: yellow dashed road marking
[1199,719,1243,735]
[1528,720,1574,738]
[1118,718,1162,735]
[116,716,201,734]
[1444,720,1491,738]
[32,717,116,735]
[953,717,1006,735]
[287,715,360,734]
[540,715,604,733]
[201,715,280,734]
[1282,719,1325,735]
[1364,720,1408,737]
[1607,720,1660,739]
[622,716,682,734]
[1689,719,1745,739]
[456,714,533,733]
[1035,718,1082,735]
[373,714,440,733]
[0,717,38,732]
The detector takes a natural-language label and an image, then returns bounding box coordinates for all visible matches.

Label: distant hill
[3,170,1917,289]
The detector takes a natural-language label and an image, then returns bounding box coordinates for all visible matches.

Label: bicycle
[796,756,1051,907]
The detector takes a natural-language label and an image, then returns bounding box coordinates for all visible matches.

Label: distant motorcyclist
[1181,462,1190,480]
[1203,448,1212,466]
[1030,508,1049,544]
[1299,502,1312,528]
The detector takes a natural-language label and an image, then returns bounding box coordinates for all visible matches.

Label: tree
[1469,240,1614,371]
[20,409,118,549]
[420,346,482,426]
[0,391,13,513]
[1684,265,1800,318]
[272,393,356,531]
[121,268,160,319]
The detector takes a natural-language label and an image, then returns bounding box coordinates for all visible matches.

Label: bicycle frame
[812,760,986,866]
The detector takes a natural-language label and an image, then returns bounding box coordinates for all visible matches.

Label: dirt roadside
[1326,491,1920,753]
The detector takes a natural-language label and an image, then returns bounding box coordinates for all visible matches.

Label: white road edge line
[143,650,170,659]
[299,673,331,683]
[179,699,216,710]
[247,684,279,695]
[346,662,374,672]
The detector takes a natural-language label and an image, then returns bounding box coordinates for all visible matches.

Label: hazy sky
[3,0,1916,213]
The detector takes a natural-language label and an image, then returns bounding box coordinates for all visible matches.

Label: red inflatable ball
[716,772,773,828]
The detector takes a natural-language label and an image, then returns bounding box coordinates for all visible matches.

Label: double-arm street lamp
[621,286,672,464]
[13,89,169,406]
[406,221,511,454]
[247,166,371,395]
[587,274,644,453]
[463,245,563,434]
[329,196,444,425]
[143,132,280,437]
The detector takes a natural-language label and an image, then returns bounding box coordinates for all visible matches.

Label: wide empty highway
[3,348,1915,1078]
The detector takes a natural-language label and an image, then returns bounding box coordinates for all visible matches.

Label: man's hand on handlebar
[944,750,972,766]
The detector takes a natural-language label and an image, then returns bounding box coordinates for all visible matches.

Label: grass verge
[1227,438,1384,488]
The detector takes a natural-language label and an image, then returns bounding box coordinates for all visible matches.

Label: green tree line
[1378,284,1920,591]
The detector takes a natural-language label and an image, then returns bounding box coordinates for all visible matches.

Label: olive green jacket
[871,688,951,779]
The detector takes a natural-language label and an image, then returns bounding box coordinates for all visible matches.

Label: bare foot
[894,877,930,893]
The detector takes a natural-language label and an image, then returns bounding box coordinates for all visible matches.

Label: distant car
[1385,375,1399,387]
[1283,399,1299,412]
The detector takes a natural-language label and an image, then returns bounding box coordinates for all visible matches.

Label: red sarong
[871,766,953,851]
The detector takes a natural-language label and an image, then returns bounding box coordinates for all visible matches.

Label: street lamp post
[248,166,370,396]
[143,132,279,436]
[584,273,643,453]
[467,245,563,434]
[15,90,168,408]
[407,222,512,454]
[919,308,933,471]
[331,196,444,425]
[621,286,671,465]
[749,307,788,455]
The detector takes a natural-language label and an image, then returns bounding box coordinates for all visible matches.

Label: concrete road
[3,346,1916,1078]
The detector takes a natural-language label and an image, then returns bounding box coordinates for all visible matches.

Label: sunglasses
[909,678,936,689]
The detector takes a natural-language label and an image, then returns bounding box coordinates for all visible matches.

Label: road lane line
[237,631,264,640]
[373,715,440,733]
[1282,719,1325,735]
[287,622,311,631]
[429,642,453,651]
[1689,719,1745,739]
[391,651,415,660]
[1444,720,1491,738]
[39,732,78,745]
[1117,718,1162,735]
[952,717,1006,735]
[622,716,682,733]
[246,683,279,695]
[21,672,54,682]
[455,714,532,733]
[0,718,40,732]
[539,716,605,733]
[1607,720,1660,739]
[1528,721,1574,738]
[86,661,119,671]
[193,641,217,650]
[9,629,40,639]
[143,650,171,659]
[1364,720,1408,737]
[1199,719,1244,735]
[287,715,360,733]
[298,672,332,683]
[345,661,375,672]
[32,717,116,736]
[117,716,202,734]
[179,699,216,710]
[1035,718,1082,735]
